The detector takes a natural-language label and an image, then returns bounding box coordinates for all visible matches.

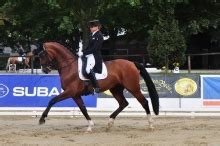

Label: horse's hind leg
[24,60,30,69]
[107,86,128,130]
[72,96,94,133]
[131,90,154,129]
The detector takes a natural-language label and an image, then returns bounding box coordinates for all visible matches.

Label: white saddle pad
[78,58,108,80]
[17,57,23,62]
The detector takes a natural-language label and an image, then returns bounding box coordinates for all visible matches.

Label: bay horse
[37,42,159,132]
[5,52,33,71]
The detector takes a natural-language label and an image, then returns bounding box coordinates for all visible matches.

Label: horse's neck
[57,58,78,78]
[53,47,76,62]
[52,47,77,73]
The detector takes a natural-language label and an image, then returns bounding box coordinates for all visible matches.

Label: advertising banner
[101,74,200,98]
[0,75,96,107]
[201,75,220,106]
[149,74,200,98]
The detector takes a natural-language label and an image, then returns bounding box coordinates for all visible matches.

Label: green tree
[58,0,120,48]
[175,0,220,37]
[148,2,186,70]
[0,0,219,68]
[0,0,120,49]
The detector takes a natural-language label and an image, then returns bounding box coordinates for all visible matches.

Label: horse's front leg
[39,91,70,125]
[72,96,94,133]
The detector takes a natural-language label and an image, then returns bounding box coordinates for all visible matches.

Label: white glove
[77,51,83,57]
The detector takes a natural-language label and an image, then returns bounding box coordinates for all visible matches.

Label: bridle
[38,49,77,71]
[38,49,53,70]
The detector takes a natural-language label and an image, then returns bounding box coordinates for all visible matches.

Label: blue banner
[203,76,220,100]
[0,75,97,107]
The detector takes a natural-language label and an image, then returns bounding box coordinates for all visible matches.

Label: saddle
[78,57,108,80]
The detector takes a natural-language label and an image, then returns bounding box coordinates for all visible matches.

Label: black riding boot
[88,70,100,93]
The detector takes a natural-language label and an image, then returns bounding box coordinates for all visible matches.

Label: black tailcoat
[83,31,103,73]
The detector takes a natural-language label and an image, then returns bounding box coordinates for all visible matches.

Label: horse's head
[38,49,53,74]
[35,42,77,74]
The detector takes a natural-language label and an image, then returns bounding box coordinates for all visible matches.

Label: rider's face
[89,26,99,33]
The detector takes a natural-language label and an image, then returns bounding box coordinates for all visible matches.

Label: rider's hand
[77,51,83,57]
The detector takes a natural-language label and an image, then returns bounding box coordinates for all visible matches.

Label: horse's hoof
[149,125,154,130]
[107,123,113,130]
[39,119,45,125]
[85,129,93,134]
[85,126,93,133]
[107,118,114,129]
[105,120,114,132]
[105,127,111,132]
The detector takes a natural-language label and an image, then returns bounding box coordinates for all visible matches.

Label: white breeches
[85,54,95,74]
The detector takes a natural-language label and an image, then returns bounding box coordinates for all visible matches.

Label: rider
[80,19,104,93]
[16,42,25,62]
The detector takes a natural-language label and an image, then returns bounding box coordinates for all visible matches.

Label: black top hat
[88,19,101,27]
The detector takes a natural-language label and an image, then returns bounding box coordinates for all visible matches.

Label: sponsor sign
[174,78,198,96]
[101,74,200,98]
[0,75,96,107]
[201,75,220,106]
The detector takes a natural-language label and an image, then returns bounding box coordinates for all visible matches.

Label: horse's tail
[134,62,159,115]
